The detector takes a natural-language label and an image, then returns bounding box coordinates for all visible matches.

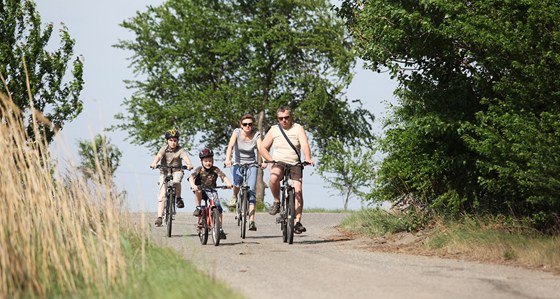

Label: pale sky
[37,0,397,212]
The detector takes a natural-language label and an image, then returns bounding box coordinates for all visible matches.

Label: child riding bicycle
[149,129,194,227]
[188,148,233,239]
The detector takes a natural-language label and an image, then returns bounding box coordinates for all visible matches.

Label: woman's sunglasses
[241,122,253,127]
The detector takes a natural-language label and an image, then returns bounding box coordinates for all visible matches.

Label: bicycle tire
[166,189,175,237]
[281,189,288,243]
[287,188,295,244]
[236,193,242,227]
[240,190,248,239]
[211,208,221,246]
[199,212,209,245]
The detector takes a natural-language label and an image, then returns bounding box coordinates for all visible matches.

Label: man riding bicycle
[259,106,314,234]
[149,129,194,227]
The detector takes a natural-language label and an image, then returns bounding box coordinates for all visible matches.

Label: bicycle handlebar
[154,165,190,171]
[197,185,232,191]
[263,160,311,167]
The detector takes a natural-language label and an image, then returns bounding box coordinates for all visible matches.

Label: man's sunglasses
[241,122,253,127]
[277,116,290,121]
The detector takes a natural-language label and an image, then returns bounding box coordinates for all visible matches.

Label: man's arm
[298,126,314,165]
[259,130,273,162]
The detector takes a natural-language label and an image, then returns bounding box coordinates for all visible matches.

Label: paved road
[141,212,560,299]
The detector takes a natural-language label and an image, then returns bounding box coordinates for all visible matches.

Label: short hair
[276,106,291,114]
[240,113,254,123]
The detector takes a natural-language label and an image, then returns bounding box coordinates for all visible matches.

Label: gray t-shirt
[233,128,260,164]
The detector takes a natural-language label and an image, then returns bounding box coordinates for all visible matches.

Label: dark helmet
[165,129,179,139]
[199,148,214,159]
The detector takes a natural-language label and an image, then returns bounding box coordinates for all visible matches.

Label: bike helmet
[199,148,214,159]
[165,129,180,139]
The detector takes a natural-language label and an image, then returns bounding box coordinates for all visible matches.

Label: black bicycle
[196,185,230,246]
[265,160,309,244]
[156,165,188,237]
[234,162,259,239]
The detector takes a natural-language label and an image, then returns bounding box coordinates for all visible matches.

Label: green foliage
[0,0,84,143]
[114,235,243,299]
[77,134,122,180]
[317,140,377,209]
[338,0,560,230]
[340,208,428,236]
[113,0,374,158]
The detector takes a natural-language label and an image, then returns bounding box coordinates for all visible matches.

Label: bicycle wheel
[236,193,242,226]
[166,189,175,237]
[199,212,209,245]
[211,208,221,246]
[286,188,296,244]
[240,190,248,239]
[281,191,288,243]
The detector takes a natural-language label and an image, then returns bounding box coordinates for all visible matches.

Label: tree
[338,0,560,229]
[114,0,375,201]
[77,134,122,182]
[0,0,84,143]
[317,140,377,210]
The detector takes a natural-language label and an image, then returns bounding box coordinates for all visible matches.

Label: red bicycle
[196,185,229,246]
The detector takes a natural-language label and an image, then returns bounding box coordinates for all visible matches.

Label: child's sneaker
[154,217,162,227]
[219,229,227,240]
[192,207,202,217]
[249,221,257,231]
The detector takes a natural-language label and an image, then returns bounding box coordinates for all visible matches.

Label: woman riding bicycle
[259,106,314,234]
[225,113,266,231]
[189,148,233,239]
[149,129,194,227]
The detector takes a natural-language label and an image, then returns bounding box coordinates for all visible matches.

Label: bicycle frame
[266,160,308,244]
[234,162,258,239]
[196,186,228,246]
[156,165,187,237]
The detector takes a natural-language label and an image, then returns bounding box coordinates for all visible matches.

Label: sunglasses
[241,122,253,127]
[277,116,290,121]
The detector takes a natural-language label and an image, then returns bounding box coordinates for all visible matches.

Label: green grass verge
[63,234,245,299]
[340,209,560,272]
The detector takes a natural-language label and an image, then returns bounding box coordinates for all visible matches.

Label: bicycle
[156,165,188,237]
[265,160,309,244]
[195,185,229,246]
[233,162,259,239]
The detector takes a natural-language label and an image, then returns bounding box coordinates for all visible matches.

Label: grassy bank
[0,92,241,298]
[340,209,560,274]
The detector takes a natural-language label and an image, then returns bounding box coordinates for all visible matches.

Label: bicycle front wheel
[211,208,221,246]
[286,188,296,244]
[281,191,288,243]
[240,191,248,239]
[166,190,175,238]
[199,213,209,245]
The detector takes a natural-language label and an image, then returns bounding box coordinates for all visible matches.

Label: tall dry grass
[0,91,129,297]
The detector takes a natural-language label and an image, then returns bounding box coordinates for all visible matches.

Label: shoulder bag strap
[278,124,301,162]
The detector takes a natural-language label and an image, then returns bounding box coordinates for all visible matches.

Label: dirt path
[144,212,560,299]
